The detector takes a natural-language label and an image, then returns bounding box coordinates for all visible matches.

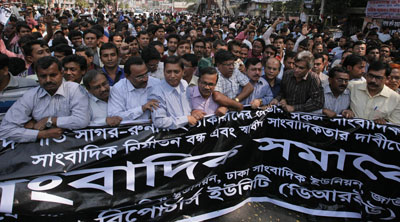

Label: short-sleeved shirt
[215,68,249,99]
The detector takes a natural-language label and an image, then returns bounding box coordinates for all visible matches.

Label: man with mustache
[242,58,273,109]
[322,67,353,118]
[0,56,90,142]
[348,61,400,124]
[83,70,122,126]
[108,57,160,122]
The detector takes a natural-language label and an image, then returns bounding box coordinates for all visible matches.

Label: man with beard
[108,57,160,122]
[322,67,353,118]
[0,56,90,142]
[193,38,206,61]
[165,34,180,57]
[348,61,400,124]
[83,70,122,126]
[366,46,380,65]
[270,51,324,113]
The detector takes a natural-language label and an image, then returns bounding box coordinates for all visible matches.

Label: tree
[24,0,46,5]
[75,0,89,9]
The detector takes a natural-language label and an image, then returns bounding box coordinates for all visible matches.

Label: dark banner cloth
[0,106,399,221]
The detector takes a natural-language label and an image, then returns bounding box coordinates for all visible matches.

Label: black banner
[0,106,399,221]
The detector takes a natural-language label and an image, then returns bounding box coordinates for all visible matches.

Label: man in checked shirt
[269,51,324,112]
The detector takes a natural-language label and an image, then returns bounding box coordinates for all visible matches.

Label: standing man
[348,61,400,124]
[263,57,282,98]
[108,57,160,121]
[343,54,367,82]
[270,51,324,113]
[149,56,198,129]
[100,43,125,86]
[0,56,90,142]
[83,29,102,67]
[165,34,180,57]
[62,55,87,84]
[83,70,122,126]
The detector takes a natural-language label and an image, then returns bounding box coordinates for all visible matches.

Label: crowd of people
[0,4,399,143]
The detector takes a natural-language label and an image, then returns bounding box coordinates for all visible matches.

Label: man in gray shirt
[0,56,90,143]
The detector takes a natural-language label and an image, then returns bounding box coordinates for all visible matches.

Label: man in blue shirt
[149,56,198,129]
[100,43,125,86]
[0,56,90,143]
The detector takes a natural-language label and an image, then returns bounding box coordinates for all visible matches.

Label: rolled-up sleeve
[57,86,90,129]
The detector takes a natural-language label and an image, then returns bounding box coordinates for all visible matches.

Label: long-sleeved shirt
[0,81,90,143]
[323,84,350,114]
[149,79,192,129]
[275,70,324,112]
[108,77,160,121]
[242,77,274,105]
[88,93,108,126]
[187,86,219,115]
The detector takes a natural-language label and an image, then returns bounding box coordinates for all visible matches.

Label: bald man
[263,57,282,97]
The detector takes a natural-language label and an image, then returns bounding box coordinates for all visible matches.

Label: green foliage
[24,0,46,6]
[75,0,89,8]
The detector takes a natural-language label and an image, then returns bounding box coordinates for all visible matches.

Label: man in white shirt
[83,70,122,126]
[0,56,90,143]
[108,57,160,121]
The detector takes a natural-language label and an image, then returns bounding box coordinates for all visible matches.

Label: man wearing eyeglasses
[322,67,353,118]
[108,57,160,122]
[348,61,400,124]
[213,50,253,109]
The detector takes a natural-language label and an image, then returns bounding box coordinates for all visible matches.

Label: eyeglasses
[135,73,149,80]
[388,76,400,81]
[366,73,384,80]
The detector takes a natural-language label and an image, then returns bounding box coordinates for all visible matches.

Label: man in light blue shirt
[83,70,122,126]
[0,56,90,143]
[242,58,274,109]
[149,56,198,129]
[108,57,160,121]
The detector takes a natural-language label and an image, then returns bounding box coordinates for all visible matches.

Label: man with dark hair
[125,36,140,57]
[264,44,277,59]
[0,54,38,119]
[19,40,51,79]
[273,36,285,59]
[149,56,198,129]
[283,51,296,72]
[343,54,367,82]
[83,29,102,67]
[270,51,324,113]
[348,61,400,124]
[53,44,73,62]
[193,38,206,61]
[100,43,124,86]
[0,56,90,142]
[75,45,100,71]
[353,41,367,57]
[180,54,198,86]
[149,41,165,59]
[213,50,253,109]
[137,31,150,50]
[83,70,122,126]
[177,40,191,57]
[141,45,164,80]
[68,30,83,48]
[313,53,329,85]
[110,33,124,49]
[322,67,353,118]
[242,58,273,109]
[366,46,380,64]
[108,57,160,121]
[165,34,180,57]
[11,22,32,54]
[62,55,88,83]
[153,25,166,46]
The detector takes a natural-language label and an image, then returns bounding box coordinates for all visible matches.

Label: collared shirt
[318,72,329,86]
[186,75,198,87]
[88,93,108,126]
[108,77,160,121]
[0,81,90,143]
[215,68,249,99]
[149,61,165,80]
[242,77,274,105]
[187,86,219,115]
[276,70,324,112]
[323,84,350,114]
[18,65,35,78]
[265,77,281,98]
[149,79,192,129]
[0,74,38,120]
[102,66,125,86]
[348,82,400,124]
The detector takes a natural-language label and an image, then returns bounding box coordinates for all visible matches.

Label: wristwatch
[45,117,52,128]
[234,97,240,102]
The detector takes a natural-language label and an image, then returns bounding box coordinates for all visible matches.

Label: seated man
[270,51,324,113]
[242,58,274,109]
[322,67,353,118]
[0,56,90,143]
[149,56,198,129]
[108,57,160,121]
[213,50,253,108]
[348,61,400,124]
[62,54,87,83]
[0,54,38,120]
[83,70,122,126]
